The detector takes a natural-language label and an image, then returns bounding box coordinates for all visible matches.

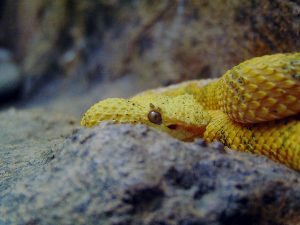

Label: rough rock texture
[1,123,300,225]
[0,108,77,192]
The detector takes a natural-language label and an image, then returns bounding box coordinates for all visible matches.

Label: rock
[0,108,77,192]
[1,123,299,225]
[3,0,300,99]
[102,0,300,83]
[0,49,21,102]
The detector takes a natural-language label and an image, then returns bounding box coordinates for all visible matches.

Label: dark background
[0,0,299,115]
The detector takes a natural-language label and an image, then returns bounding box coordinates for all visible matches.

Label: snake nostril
[167,124,178,130]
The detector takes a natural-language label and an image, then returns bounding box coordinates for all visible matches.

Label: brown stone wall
[0,0,299,91]
[103,0,300,85]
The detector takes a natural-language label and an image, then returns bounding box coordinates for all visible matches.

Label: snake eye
[148,111,162,125]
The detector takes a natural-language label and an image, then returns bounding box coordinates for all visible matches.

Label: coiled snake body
[81,53,300,170]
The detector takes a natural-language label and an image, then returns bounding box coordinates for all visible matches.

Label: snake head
[81,93,211,141]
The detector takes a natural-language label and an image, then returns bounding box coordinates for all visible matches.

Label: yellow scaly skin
[81,53,300,170]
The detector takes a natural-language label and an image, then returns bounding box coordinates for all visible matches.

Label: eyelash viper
[81,53,300,170]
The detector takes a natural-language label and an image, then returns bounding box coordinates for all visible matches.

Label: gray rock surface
[0,122,299,225]
[0,108,77,192]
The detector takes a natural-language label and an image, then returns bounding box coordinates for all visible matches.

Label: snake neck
[196,80,223,110]
[203,110,228,142]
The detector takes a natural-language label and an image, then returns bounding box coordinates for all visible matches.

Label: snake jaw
[161,122,207,141]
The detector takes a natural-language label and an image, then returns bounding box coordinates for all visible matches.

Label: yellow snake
[81,53,300,170]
